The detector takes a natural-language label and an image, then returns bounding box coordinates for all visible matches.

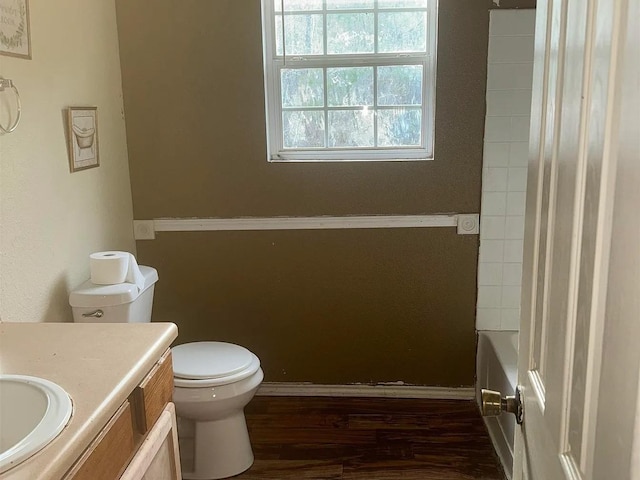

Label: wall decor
[68,107,100,172]
[0,0,31,59]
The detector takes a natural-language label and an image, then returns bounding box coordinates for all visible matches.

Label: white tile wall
[509,142,529,166]
[487,63,534,90]
[505,216,525,239]
[504,239,525,263]
[479,240,505,263]
[481,192,507,216]
[480,216,506,240]
[479,263,503,285]
[488,36,535,63]
[503,263,523,286]
[483,167,509,191]
[508,167,528,192]
[477,9,535,331]
[483,143,510,166]
[477,308,502,330]
[507,192,526,215]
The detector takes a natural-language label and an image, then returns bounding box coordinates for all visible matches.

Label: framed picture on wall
[0,0,31,59]
[68,107,100,172]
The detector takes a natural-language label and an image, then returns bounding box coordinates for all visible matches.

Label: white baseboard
[257,382,475,400]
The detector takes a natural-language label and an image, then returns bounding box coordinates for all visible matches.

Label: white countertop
[0,322,178,480]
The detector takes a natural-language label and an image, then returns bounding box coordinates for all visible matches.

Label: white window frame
[261,0,438,163]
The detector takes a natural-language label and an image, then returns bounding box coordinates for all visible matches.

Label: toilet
[172,342,263,479]
[69,265,264,479]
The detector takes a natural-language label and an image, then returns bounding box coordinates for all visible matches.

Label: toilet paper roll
[90,251,130,285]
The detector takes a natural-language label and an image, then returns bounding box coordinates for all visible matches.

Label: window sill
[268,157,434,163]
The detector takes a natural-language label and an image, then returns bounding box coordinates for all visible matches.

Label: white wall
[477,9,535,331]
[0,0,135,323]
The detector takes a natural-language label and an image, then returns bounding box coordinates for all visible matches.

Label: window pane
[377,65,423,106]
[377,108,421,146]
[326,0,374,9]
[275,0,323,12]
[328,110,374,147]
[378,11,427,53]
[276,14,324,56]
[327,13,374,54]
[378,0,429,8]
[283,111,325,148]
[282,69,324,107]
[327,67,373,107]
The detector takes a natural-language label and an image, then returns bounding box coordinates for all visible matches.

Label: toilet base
[173,366,263,479]
[181,412,254,480]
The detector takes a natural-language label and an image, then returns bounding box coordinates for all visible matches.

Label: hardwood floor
[235,396,505,479]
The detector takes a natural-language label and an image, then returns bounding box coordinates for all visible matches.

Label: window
[262,0,438,162]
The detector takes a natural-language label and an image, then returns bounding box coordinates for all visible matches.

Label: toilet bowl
[172,342,264,480]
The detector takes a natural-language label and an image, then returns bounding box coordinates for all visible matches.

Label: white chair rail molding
[132,214,480,240]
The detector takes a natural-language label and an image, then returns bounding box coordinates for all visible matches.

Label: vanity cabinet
[121,403,180,480]
[63,349,180,480]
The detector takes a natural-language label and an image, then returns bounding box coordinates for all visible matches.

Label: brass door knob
[480,388,523,424]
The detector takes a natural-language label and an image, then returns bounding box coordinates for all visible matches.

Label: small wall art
[68,107,100,172]
[0,0,31,59]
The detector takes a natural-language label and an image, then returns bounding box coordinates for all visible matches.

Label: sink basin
[0,375,73,473]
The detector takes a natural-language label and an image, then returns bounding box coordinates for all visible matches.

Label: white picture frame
[0,0,31,59]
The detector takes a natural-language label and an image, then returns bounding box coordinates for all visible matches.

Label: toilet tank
[69,266,159,323]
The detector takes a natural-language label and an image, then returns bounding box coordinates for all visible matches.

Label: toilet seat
[172,342,261,388]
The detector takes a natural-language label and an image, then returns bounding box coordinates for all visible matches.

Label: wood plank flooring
[235,396,505,479]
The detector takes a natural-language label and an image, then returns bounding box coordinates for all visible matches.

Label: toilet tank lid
[69,266,159,308]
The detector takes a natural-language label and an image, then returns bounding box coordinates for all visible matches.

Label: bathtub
[476,331,518,480]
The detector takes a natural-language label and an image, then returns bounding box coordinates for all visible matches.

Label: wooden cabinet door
[64,401,136,480]
[120,403,182,480]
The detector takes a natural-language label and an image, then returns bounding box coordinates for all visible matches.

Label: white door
[515,0,640,478]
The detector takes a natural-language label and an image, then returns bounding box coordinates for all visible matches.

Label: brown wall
[488,0,536,8]
[116,0,487,218]
[116,0,491,386]
[143,229,479,386]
